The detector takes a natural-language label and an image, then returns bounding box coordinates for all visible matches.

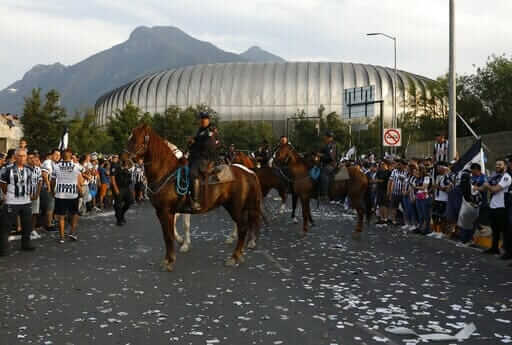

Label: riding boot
[191,178,202,211]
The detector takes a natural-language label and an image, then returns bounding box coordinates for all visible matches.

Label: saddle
[208,164,235,184]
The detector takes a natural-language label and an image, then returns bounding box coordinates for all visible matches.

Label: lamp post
[366,32,397,129]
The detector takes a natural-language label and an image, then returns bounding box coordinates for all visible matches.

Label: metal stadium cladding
[95,62,432,130]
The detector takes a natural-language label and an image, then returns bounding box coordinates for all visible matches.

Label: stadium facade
[95,62,432,132]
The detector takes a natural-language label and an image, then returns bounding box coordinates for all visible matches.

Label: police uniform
[111,161,134,225]
[189,113,218,210]
[319,132,338,197]
[254,143,271,168]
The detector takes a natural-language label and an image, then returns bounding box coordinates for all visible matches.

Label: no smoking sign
[383,128,402,147]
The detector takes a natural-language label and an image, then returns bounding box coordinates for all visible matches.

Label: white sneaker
[408,225,416,231]
[401,225,409,230]
[30,230,42,240]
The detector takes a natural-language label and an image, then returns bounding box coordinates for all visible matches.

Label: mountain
[0,26,285,115]
[240,46,285,63]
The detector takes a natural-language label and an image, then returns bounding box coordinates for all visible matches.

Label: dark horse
[127,124,263,271]
[274,144,370,234]
[231,151,289,213]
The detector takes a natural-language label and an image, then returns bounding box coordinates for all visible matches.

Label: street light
[367,32,397,129]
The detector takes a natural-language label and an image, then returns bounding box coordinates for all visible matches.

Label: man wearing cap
[188,112,218,211]
[225,144,236,164]
[318,131,338,199]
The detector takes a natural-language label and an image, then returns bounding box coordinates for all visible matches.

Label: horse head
[127,123,152,160]
[274,144,295,166]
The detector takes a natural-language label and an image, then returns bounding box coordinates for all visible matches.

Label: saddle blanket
[208,164,235,184]
[334,166,350,181]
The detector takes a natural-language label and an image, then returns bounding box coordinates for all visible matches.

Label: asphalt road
[1,196,511,345]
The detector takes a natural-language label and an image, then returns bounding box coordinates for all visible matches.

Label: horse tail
[362,173,372,223]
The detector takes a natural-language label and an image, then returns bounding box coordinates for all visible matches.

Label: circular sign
[384,128,401,146]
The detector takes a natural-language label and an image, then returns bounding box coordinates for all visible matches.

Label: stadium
[95,62,432,132]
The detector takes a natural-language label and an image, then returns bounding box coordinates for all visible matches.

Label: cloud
[1,0,511,90]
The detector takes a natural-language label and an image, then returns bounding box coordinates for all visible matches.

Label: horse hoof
[179,243,190,253]
[225,257,237,267]
[225,237,235,245]
[293,217,299,224]
[161,259,174,272]
[175,236,184,245]
[237,255,245,264]
[351,232,362,240]
[247,240,257,249]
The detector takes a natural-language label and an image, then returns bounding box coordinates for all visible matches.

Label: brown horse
[274,144,370,234]
[328,165,371,233]
[274,144,316,234]
[231,151,256,169]
[127,124,263,271]
[231,151,292,215]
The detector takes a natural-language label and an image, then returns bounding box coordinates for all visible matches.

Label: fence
[406,130,512,170]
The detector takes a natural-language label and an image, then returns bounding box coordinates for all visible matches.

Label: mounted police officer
[319,131,338,198]
[225,144,236,164]
[188,112,217,211]
[254,140,271,168]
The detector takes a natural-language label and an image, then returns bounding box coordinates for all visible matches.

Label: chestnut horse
[274,144,370,234]
[127,124,263,271]
[273,144,316,234]
[231,151,289,211]
[328,165,371,233]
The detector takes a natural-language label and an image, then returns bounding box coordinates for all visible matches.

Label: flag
[343,146,356,161]
[451,139,484,174]
[58,127,69,151]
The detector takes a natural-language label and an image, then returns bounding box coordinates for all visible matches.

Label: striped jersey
[53,161,82,199]
[390,169,408,196]
[132,164,145,184]
[434,141,449,162]
[31,166,42,194]
[0,164,34,205]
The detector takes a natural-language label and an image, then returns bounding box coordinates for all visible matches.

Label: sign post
[383,128,402,149]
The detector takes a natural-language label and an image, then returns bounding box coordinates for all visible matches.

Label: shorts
[376,190,388,207]
[54,198,79,216]
[390,194,402,209]
[135,182,145,194]
[40,189,55,212]
[432,200,447,219]
[32,198,40,215]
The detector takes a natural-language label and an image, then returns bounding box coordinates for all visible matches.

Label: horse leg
[246,207,260,249]
[225,222,238,244]
[174,214,184,244]
[355,204,364,233]
[226,218,248,266]
[179,214,191,253]
[300,196,310,235]
[157,209,176,272]
[291,192,299,224]
[278,185,287,214]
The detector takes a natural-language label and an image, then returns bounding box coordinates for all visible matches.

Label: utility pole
[448,0,457,160]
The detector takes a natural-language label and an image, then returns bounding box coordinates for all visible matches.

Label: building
[95,62,432,133]
[0,113,23,152]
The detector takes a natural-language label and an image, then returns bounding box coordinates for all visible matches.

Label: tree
[21,88,67,154]
[68,109,113,154]
[219,120,273,151]
[107,103,149,153]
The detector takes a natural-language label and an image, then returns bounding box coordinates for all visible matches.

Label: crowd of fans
[361,154,512,266]
[0,139,147,255]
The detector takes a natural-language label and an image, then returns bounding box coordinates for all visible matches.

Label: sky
[1,0,512,90]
